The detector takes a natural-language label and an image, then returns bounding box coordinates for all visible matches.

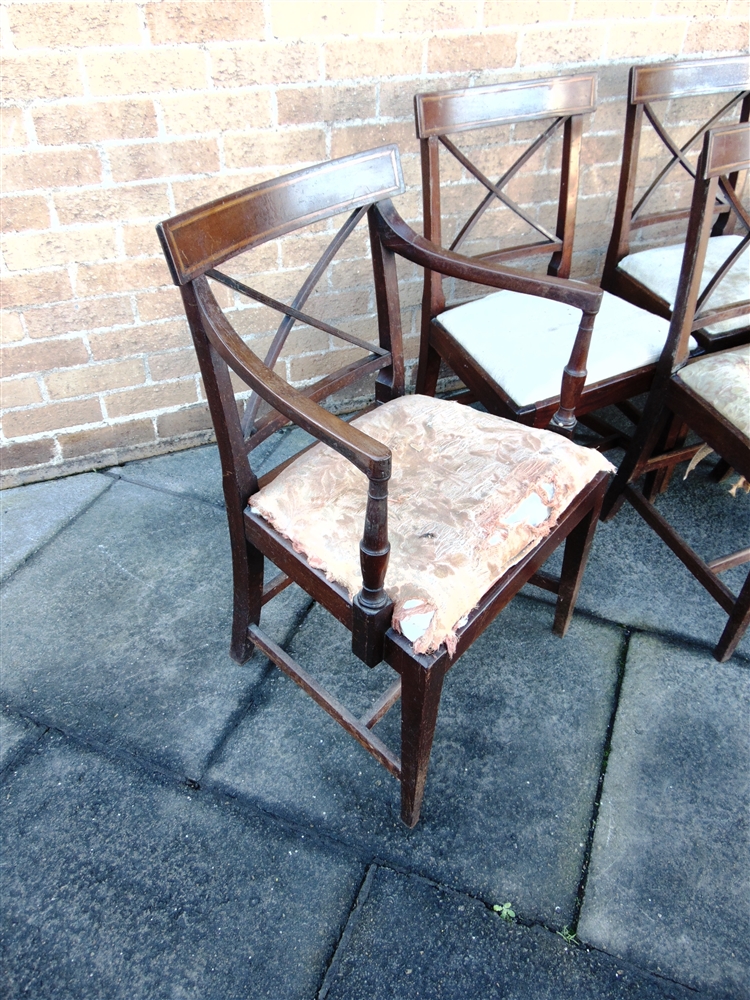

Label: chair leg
[553,491,603,638]
[230,536,265,663]
[714,569,750,663]
[399,658,448,827]
[415,341,441,397]
[643,417,687,501]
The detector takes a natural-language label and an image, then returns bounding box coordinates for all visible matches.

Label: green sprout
[492,902,516,922]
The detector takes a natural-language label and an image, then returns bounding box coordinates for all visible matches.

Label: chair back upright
[604,55,750,289]
[414,73,597,328]
[660,121,750,377]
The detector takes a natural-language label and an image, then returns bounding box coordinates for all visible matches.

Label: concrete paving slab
[0,479,310,779]
[0,712,44,771]
[525,460,750,657]
[323,866,697,1000]
[0,734,363,1000]
[578,634,750,1000]
[112,425,315,508]
[1,472,112,582]
[208,595,624,927]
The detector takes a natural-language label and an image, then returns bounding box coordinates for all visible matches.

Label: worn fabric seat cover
[435,289,679,407]
[678,344,750,439]
[618,234,750,337]
[251,395,613,655]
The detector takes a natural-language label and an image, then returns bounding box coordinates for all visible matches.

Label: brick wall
[1,1,747,487]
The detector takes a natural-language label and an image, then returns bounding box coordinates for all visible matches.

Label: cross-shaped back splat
[415,74,597,281]
[206,204,393,444]
[605,56,750,276]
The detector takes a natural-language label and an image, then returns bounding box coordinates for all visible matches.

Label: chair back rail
[604,56,750,281]
[415,74,597,291]
[158,146,404,284]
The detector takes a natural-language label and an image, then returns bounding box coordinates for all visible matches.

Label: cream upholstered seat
[252,395,613,656]
[618,235,750,337]
[435,288,687,407]
[678,344,750,438]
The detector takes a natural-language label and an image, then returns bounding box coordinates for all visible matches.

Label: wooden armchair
[157,146,613,826]
[603,55,750,351]
[602,123,750,662]
[412,74,680,445]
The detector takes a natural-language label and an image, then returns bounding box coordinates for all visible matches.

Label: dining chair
[412,74,678,447]
[603,55,750,351]
[157,145,613,826]
[602,123,750,662]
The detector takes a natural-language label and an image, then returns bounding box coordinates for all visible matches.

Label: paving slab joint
[571,625,632,933]
[317,863,378,1000]
[100,467,226,510]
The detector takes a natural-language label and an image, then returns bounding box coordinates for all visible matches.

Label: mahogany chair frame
[603,55,750,351]
[602,124,750,662]
[158,146,610,827]
[412,73,669,444]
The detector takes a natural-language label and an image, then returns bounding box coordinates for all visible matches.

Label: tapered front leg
[399,658,448,827]
[715,569,750,663]
[230,535,264,663]
[553,483,605,637]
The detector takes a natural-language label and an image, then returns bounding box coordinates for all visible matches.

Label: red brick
[0,195,51,233]
[108,139,220,183]
[1,338,89,378]
[156,403,213,438]
[33,99,158,146]
[0,439,56,472]
[1,149,102,193]
[1,377,43,408]
[3,397,102,437]
[428,33,517,73]
[145,1,264,43]
[59,419,156,460]
[104,379,197,418]
[1,271,73,309]
[23,298,134,340]
[0,52,82,101]
[211,41,319,87]
[6,2,141,47]
[45,359,145,399]
[89,319,191,361]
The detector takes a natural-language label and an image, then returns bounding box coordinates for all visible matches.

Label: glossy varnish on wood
[603,55,750,350]
[603,123,750,662]
[158,145,610,826]
[412,73,667,445]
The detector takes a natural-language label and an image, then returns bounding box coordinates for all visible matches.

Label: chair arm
[372,200,603,315]
[194,276,391,482]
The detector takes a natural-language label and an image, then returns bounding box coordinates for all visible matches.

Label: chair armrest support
[194,277,393,662]
[372,200,603,314]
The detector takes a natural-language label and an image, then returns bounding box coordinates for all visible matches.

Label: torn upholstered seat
[678,344,750,438]
[603,56,750,351]
[251,395,613,656]
[158,145,613,827]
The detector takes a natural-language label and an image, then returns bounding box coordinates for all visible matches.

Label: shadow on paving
[321,866,697,1000]
[0,478,310,779]
[207,596,625,930]
[0,735,363,1000]
[579,635,750,1000]
[524,456,750,658]
[2,438,749,1000]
